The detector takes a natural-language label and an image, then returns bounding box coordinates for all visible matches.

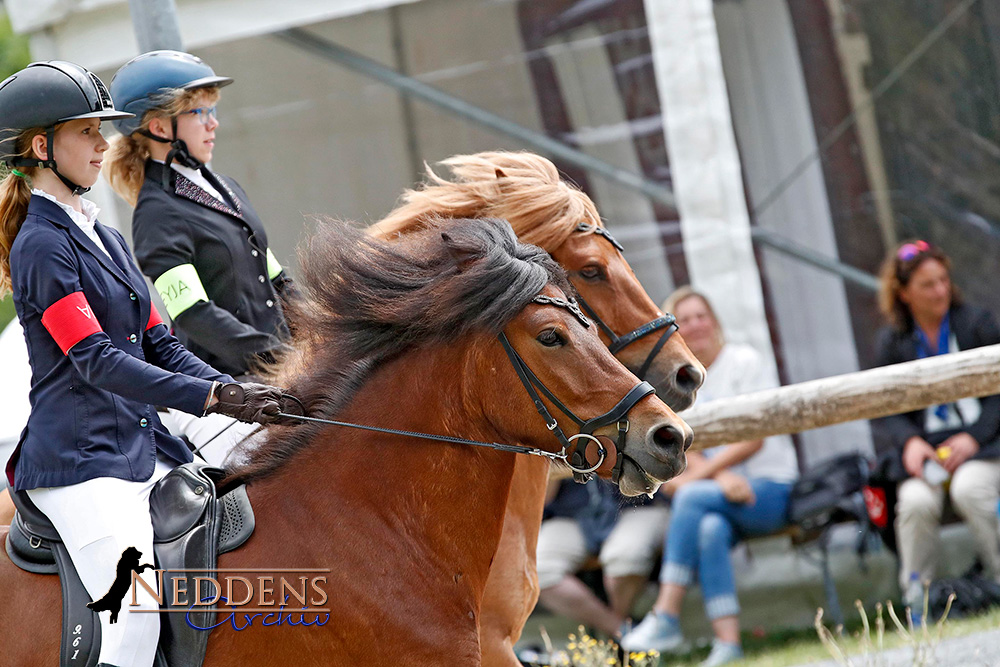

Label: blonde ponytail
[105,133,149,207]
[0,129,44,296]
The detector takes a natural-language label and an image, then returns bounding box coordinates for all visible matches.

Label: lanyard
[915,312,951,422]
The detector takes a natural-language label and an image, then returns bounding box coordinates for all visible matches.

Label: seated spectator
[872,240,1000,591]
[622,287,798,667]
[535,477,669,638]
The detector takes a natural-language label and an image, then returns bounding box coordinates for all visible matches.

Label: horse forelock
[226,217,571,485]
[368,151,604,252]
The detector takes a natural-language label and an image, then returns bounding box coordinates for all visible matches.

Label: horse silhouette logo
[86,546,155,623]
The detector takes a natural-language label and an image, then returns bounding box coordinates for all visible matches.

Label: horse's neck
[245,344,518,614]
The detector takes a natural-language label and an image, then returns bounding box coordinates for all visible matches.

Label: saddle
[4,463,255,667]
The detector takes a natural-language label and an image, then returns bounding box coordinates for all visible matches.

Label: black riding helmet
[0,61,133,195]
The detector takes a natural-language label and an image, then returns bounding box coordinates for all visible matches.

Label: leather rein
[277,293,655,483]
[571,223,679,380]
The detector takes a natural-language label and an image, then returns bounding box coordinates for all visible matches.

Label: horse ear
[441,231,476,273]
[494,168,510,194]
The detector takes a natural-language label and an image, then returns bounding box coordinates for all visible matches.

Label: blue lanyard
[915,313,951,422]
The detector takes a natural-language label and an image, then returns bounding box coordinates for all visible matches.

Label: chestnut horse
[369,151,705,665]
[0,218,690,666]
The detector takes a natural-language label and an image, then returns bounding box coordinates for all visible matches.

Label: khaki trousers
[896,459,1000,589]
[536,504,670,589]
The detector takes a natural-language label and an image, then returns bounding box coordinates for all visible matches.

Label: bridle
[570,223,678,380]
[276,293,655,484]
[499,294,655,483]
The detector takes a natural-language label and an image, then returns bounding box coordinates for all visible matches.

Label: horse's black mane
[225,217,570,484]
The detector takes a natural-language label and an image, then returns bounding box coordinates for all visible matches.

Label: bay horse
[0,218,690,666]
[369,151,705,665]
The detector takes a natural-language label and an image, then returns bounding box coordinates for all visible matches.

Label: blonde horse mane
[369,151,604,252]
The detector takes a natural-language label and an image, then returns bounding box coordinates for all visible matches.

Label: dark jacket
[872,303,1000,482]
[7,195,232,491]
[131,161,292,377]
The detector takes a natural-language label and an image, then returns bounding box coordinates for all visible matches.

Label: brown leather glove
[205,382,284,424]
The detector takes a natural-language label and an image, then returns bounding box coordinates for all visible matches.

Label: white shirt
[31,188,110,259]
[924,333,981,433]
[683,343,799,482]
[154,159,225,203]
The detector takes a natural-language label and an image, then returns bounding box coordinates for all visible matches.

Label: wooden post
[681,343,1000,449]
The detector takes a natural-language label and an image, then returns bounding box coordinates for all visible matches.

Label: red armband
[41,292,104,354]
[146,303,164,331]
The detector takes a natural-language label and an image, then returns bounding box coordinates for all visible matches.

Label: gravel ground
[805,628,1000,666]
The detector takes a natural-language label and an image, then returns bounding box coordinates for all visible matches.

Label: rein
[571,223,679,379]
[275,294,654,483]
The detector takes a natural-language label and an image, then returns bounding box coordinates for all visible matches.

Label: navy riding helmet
[110,50,233,138]
[0,61,133,195]
[110,51,232,172]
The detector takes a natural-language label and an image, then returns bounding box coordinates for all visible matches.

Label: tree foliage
[0,10,30,330]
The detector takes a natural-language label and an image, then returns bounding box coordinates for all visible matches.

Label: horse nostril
[651,425,683,452]
[674,364,704,393]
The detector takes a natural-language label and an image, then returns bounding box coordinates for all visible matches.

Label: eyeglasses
[897,240,930,262]
[181,106,218,127]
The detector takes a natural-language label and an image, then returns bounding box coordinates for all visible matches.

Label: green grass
[0,295,13,330]
[658,606,1000,666]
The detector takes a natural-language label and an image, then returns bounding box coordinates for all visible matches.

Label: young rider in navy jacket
[0,61,285,667]
[105,51,294,465]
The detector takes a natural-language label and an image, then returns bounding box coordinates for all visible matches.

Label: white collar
[169,161,206,183]
[32,188,100,230]
[153,159,224,201]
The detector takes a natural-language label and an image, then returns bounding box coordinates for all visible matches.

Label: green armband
[154,263,209,319]
[266,248,283,280]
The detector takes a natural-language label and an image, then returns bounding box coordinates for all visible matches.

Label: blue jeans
[659,478,792,619]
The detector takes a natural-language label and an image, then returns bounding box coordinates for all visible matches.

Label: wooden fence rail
[681,343,1000,450]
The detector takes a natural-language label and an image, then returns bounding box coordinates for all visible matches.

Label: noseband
[499,294,655,483]
[571,223,678,380]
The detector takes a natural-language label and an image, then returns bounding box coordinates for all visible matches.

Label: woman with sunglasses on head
[105,51,295,466]
[874,240,1000,595]
[0,61,285,667]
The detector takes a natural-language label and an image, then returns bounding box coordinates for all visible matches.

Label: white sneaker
[620,611,685,654]
[701,640,743,666]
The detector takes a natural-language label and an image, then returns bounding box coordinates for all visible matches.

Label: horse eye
[536,329,566,347]
[579,265,605,281]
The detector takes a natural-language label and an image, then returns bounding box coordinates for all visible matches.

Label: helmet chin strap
[12,127,91,196]
[139,116,204,188]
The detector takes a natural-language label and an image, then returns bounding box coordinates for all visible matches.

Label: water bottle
[922,458,949,486]
[905,572,923,627]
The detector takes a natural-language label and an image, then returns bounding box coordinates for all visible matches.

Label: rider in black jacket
[106,50,293,378]
[104,51,295,465]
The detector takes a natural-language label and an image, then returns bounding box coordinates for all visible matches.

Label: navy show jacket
[7,195,233,491]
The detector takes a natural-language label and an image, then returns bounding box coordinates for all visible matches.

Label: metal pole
[751,228,880,292]
[275,28,671,206]
[275,27,878,291]
[128,0,184,52]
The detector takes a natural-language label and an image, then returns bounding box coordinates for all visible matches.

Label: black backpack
[926,567,1000,619]
[788,453,871,531]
